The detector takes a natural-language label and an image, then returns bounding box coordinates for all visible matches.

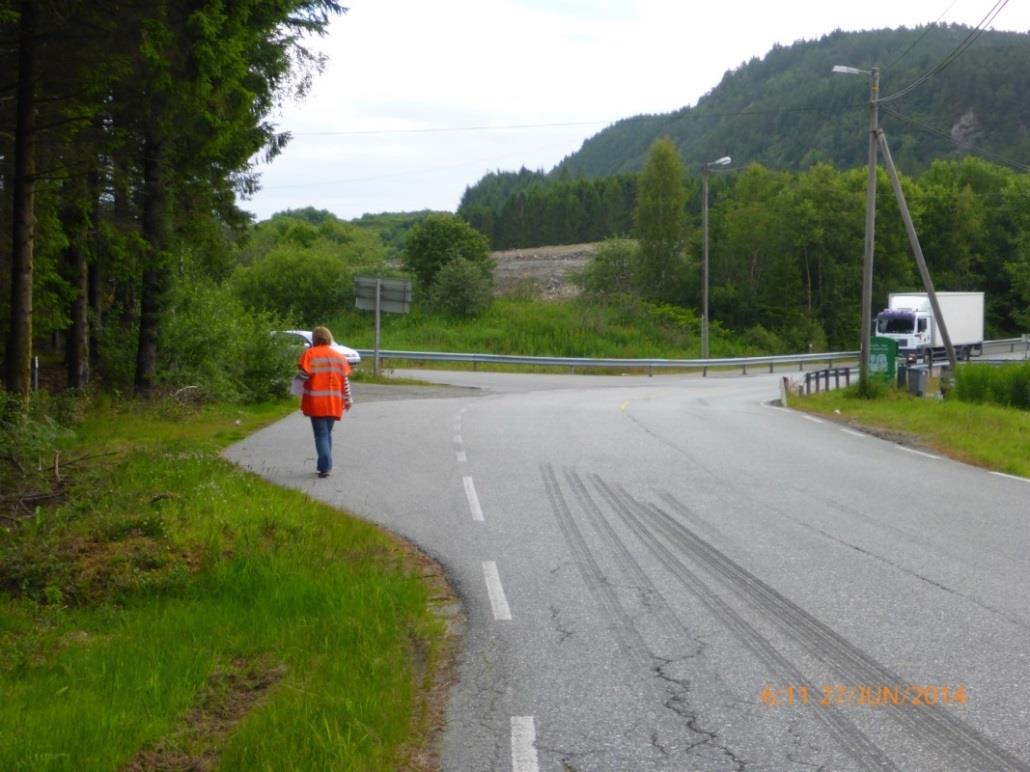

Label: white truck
[874,292,984,363]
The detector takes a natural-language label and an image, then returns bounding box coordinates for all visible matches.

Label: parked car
[274,330,361,366]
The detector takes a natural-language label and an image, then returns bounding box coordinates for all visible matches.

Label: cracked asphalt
[226,369,1030,771]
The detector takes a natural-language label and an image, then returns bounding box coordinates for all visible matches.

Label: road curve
[225,369,1030,771]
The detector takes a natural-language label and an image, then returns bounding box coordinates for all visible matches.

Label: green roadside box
[869,336,898,383]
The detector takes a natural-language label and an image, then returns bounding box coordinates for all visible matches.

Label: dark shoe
[318,470,330,478]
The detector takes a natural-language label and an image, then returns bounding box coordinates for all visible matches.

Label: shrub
[158,281,293,403]
[575,238,638,299]
[404,213,491,289]
[428,257,493,318]
[954,362,1030,409]
[231,246,353,325]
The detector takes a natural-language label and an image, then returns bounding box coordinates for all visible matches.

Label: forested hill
[479,25,1030,196]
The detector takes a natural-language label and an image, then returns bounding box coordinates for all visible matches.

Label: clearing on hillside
[491,243,596,299]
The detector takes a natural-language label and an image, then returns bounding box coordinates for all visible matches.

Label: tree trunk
[63,179,93,388]
[134,128,169,397]
[5,0,37,402]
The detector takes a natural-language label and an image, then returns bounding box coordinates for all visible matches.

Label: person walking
[297,326,353,478]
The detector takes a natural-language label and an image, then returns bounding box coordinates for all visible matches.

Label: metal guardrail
[355,337,1026,375]
[803,367,852,394]
[356,348,861,375]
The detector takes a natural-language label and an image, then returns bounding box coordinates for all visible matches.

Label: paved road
[225,370,1030,771]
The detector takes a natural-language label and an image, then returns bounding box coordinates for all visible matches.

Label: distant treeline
[460,157,1030,348]
[459,169,638,249]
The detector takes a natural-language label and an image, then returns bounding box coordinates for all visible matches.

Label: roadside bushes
[159,281,293,403]
[953,362,1030,409]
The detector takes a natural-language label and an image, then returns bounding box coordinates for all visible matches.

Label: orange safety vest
[298,345,352,418]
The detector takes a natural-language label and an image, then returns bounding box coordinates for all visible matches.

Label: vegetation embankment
[1,396,455,771]
[792,363,1030,478]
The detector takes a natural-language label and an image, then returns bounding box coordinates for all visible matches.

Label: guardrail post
[769,361,774,373]
[703,365,708,377]
[742,362,748,375]
[799,361,803,371]
[845,368,850,387]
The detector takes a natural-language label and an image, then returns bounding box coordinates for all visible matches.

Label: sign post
[353,277,412,376]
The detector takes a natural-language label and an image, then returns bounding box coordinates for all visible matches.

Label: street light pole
[834,64,879,391]
[701,156,731,362]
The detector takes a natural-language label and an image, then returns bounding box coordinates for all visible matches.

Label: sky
[241,0,1030,222]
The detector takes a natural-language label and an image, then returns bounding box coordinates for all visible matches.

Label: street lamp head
[832,65,867,75]
[703,156,732,171]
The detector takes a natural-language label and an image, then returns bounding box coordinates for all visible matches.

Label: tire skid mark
[644,489,1029,772]
[544,465,749,768]
[564,469,698,649]
[540,464,649,664]
[591,476,898,772]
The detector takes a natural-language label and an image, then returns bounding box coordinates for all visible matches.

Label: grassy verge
[1,398,455,771]
[792,386,1030,478]
[331,296,763,360]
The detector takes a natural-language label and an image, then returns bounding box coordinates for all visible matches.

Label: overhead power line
[878,0,1010,104]
[884,1,960,71]
[291,105,861,137]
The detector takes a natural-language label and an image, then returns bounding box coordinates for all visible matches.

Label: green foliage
[349,210,445,258]
[158,281,293,403]
[0,392,76,500]
[576,238,639,298]
[332,295,771,361]
[428,257,494,318]
[460,171,637,250]
[953,362,1030,410]
[635,138,688,301]
[239,213,388,268]
[403,213,491,288]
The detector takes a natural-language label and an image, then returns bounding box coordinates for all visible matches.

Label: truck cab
[875,310,930,362]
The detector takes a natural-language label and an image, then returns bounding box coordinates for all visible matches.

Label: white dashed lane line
[463,476,484,521]
[896,446,941,461]
[510,716,540,772]
[482,561,512,621]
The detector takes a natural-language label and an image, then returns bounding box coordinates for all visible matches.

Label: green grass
[331,296,759,361]
[1,399,450,771]
[792,386,1030,478]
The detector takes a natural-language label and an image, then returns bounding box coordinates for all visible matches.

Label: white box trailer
[874,292,985,362]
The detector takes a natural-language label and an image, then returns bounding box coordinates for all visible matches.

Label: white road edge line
[841,429,867,439]
[510,716,540,772]
[897,446,940,460]
[463,476,484,521]
[802,415,823,424]
[991,471,1030,483]
[483,561,512,621]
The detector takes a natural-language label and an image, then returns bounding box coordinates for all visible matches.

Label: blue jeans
[310,417,336,474]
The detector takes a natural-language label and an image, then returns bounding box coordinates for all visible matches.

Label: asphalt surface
[224,368,1030,771]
